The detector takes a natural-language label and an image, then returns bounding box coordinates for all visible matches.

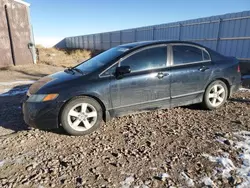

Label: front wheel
[202,80,228,110]
[60,96,103,136]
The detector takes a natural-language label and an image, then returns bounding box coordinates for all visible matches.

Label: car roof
[119,40,207,49]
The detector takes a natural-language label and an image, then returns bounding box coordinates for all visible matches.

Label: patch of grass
[37,47,93,68]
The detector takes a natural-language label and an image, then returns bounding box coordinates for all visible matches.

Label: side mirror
[115,66,131,77]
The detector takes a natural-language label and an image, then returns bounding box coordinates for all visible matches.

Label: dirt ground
[0,64,63,82]
[0,51,250,187]
[0,84,250,187]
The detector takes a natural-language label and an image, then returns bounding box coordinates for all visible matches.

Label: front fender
[57,90,111,122]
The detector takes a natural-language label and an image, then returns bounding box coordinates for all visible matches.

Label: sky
[25,0,250,47]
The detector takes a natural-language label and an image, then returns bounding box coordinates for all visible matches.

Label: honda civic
[22,41,241,136]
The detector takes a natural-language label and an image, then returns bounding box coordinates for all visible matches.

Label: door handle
[157,72,169,79]
[198,66,210,72]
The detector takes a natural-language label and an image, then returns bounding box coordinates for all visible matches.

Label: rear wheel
[202,80,228,110]
[61,96,102,136]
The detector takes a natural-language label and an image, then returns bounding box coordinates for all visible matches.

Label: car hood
[28,71,82,95]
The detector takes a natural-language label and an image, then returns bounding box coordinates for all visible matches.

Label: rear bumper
[22,98,63,130]
[242,75,250,88]
[228,72,242,97]
[229,82,241,97]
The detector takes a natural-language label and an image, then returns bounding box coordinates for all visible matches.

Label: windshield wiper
[66,67,84,75]
[72,67,84,75]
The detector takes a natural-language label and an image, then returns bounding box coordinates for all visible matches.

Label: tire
[60,96,103,136]
[202,80,228,110]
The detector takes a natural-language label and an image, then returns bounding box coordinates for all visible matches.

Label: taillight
[237,65,241,73]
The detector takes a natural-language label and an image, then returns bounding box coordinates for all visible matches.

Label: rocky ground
[0,89,249,188]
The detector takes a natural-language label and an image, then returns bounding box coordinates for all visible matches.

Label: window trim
[99,43,211,77]
[99,44,169,77]
[99,63,118,78]
[169,43,211,67]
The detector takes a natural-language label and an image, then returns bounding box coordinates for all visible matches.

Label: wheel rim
[208,84,226,107]
[67,102,97,131]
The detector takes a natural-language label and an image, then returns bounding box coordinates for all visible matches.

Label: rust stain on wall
[0,0,33,67]
[0,0,13,67]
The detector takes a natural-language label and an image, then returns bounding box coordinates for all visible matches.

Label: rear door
[170,44,213,106]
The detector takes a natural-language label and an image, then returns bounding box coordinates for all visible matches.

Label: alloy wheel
[208,84,226,107]
[67,103,97,131]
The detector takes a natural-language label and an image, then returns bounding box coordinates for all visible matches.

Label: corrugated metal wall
[57,11,250,60]
[0,0,36,67]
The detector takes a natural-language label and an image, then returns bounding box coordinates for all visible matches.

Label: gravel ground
[0,90,250,188]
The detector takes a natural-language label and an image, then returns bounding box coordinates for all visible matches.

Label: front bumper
[22,97,63,130]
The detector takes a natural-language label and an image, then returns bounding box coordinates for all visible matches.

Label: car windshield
[75,46,131,73]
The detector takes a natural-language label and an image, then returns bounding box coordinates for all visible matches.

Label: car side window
[101,64,118,76]
[173,45,205,65]
[120,46,167,72]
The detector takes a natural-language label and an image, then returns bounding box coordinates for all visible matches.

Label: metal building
[0,0,36,68]
[56,11,250,61]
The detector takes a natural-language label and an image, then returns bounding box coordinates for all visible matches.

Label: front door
[170,44,213,106]
[109,45,171,116]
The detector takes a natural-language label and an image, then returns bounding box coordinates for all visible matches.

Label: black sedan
[23,41,241,136]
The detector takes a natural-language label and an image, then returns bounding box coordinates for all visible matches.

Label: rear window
[208,50,225,62]
[173,45,203,65]
[202,50,210,61]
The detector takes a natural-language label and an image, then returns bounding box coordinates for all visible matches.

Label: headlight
[27,94,59,102]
